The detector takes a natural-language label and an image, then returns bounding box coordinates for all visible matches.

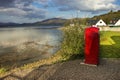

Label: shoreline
[0,52,63,77]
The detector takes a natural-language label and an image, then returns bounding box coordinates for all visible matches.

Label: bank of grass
[0,53,62,77]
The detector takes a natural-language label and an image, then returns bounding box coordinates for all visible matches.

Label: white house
[115,19,120,26]
[95,19,107,26]
[88,19,107,27]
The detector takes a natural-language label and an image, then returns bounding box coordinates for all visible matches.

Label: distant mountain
[33,18,67,26]
[0,22,20,27]
[0,18,67,27]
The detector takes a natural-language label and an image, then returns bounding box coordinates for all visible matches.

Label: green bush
[60,25,84,60]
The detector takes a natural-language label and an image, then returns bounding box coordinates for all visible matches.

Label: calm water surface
[0,26,63,68]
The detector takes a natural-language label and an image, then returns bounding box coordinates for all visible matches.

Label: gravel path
[1,59,120,80]
[48,59,120,80]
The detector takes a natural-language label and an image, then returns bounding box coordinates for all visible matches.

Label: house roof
[96,19,106,26]
[110,18,120,24]
[87,19,99,25]
[88,18,120,25]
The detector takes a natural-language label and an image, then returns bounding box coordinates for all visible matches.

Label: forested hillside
[92,10,120,24]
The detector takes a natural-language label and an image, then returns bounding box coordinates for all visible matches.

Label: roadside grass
[100,31,120,45]
[100,31,120,58]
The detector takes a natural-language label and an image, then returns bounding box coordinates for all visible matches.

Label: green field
[100,31,120,58]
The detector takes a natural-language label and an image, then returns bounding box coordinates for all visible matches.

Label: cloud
[0,0,47,23]
[0,0,16,8]
[51,0,119,12]
[0,0,119,23]
[37,0,49,4]
[0,8,27,16]
[24,6,46,19]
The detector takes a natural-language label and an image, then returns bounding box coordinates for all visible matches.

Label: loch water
[0,26,63,68]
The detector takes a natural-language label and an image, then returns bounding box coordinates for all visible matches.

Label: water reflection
[0,27,62,68]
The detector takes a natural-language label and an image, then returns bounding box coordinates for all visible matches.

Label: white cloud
[0,8,27,16]
[0,0,47,23]
[52,0,119,12]
[37,0,49,4]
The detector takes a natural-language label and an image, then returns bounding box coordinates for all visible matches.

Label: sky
[0,0,120,23]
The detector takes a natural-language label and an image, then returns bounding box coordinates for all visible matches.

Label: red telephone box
[84,26,99,65]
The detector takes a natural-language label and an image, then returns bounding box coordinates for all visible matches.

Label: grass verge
[100,31,120,58]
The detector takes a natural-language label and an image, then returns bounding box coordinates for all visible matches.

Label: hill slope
[92,10,120,24]
[0,18,67,27]
[34,18,67,26]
